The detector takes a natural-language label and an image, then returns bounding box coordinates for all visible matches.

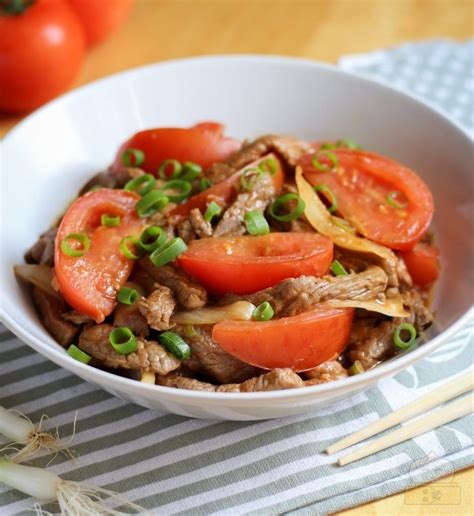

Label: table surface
[1,0,472,513]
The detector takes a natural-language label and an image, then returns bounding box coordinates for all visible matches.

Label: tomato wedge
[112,122,241,174]
[400,244,440,288]
[178,233,333,295]
[54,189,144,323]
[212,307,354,371]
[300,150,434,250]
[170,153,285,221]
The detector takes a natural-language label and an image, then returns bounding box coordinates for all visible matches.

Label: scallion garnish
[119,236,142,260]
[124,174,157,196]
[117,287,138,305]
[204,201,222,222]
[138,226,167,252]
[393,323,417,349]
[336,139,360,150]
[311,150,339,172]
[240,168,264,190]
[122,148,145,167]
[319,142,338,150]
[313,184,338,214]
[158,179,192,203]
[183,325,197,337]
[258,158,277,176]
[66,344,91,364]
[253,302,274,321]
[135,190,169,217]
[199,178,213,191]
[100,214,121,227]
[181,161,202,182]
[149,237,187,267]
[158,331,191,359]
[268,193,306,222]
[349,360,364,375]
[109,327,138,354]
[244,209,270,235]
[330,259,348,276]
[60,233,91,258]
[386,191,408,209]
[158,159,182,179]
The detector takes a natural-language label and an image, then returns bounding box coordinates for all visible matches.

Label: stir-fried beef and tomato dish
[16,122,440,392]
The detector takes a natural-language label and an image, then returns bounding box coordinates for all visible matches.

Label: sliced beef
[138,285,176,331]
[213,172,275,237]
[25,227,57,267]
[79,324,180,374]
[62,311,94,326]
[138,258,207,309]
[156,368,304,392]
[304,361,348,385]
[177,219,196,244]
[114,302,149,337]
[174,325,260,384]
[188,208,213,238]
[32,287,79,346]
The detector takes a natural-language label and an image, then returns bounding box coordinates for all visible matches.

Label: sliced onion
[140,371,156,384]
[324,297,408,317]
[14,264,62,300]
[172,301,256,325]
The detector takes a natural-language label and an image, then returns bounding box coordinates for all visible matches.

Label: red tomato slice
[178,233,333,295]
[54,189,144,323]
[112,122,241,174]
[400,244,440,288]
[170,153,285,221]
[212,307,354,371]
[300,150,434,250]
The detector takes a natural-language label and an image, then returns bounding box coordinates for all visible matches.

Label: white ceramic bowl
[1,56,473,420]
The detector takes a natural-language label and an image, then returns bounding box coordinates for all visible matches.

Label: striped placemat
[1,40,473,514]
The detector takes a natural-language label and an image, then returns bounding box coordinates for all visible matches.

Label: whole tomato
[0,0,86,113]
[67,0,134,47]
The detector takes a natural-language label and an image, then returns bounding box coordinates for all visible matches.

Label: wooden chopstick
[337,393,473,466]
[326,370,474,455]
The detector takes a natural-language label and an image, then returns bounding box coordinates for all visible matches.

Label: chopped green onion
[60,233,91,258]
[109,327,138,354]
[183,325,197,337]
[336,139,360,150]
[386,191,408,209]
[122,148,145,167]
[313,184,338,214]
[136,190,169,217]
[349,360,364,375]
[199,178,213,191]
[240,168,264,190]
[204,201,222,223]
[268,193,306,222]
[158,159,182,179]
[253,302,274,321]
[158,331,191,359]
[66,344,91,364]
[311,150,339,172]
[150,237,187,267]
[158,179,192,203]
[244,209,270,235]
[117,287,138,305]
[87,184,103,193]
[258,158,277,176]
[181,161,202,182]
[319,142,338,150]
[124,174,157,196]
[330,259,348,276]
[393,323,417,349]
[100,214,121,227]
[119,236,142,260]
[139,226,167,252]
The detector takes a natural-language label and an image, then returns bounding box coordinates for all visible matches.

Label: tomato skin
[170,153,285,221]
[54,189,144,323]
[300,150,434,251]
[0,0,86,113]
[67,0,134,47]
[213,308,354,371]
[178,233,333,295]
[112,122,241,174]
[400,244,440,288]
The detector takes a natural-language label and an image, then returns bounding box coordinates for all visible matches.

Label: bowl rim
[2,54,473,403]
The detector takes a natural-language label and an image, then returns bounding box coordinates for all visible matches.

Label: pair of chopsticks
[326,370,474,466]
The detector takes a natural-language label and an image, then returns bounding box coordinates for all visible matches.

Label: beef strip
[213,172,275,237]
[222,266,388,317]
[188,208,213,238]
[156,368,304,392]
[174,325,260,384]
[79,324,180,374]
[25,227,57,267]
[32,287,79,346]
[304,361,348,385]
[138,285,176,331]
[177,219,196,244]
[138,258,207,309]
[62,311,94,326]
[114,302,149,337]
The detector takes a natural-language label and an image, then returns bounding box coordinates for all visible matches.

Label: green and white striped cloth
[1,40,473,515]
